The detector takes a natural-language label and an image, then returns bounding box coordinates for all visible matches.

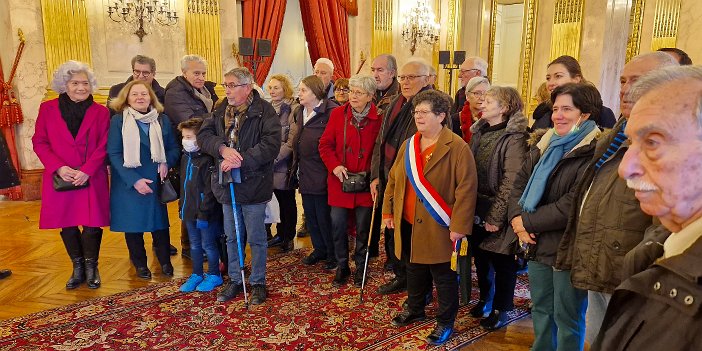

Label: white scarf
[121,106,166,168]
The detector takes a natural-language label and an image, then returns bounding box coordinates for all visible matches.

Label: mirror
[487,0,538,110]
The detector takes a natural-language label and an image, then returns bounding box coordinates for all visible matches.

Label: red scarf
[459,101,480,143]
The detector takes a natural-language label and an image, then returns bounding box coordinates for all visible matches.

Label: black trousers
[471,225,517,311]
[401,220,458,326]
[301,194,334,261]
[331,206,372,269]
[274,189,298,243]
[125,229,171,268]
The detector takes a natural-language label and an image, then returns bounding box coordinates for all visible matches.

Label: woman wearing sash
[382,90,477,346]
[508,83,602,351]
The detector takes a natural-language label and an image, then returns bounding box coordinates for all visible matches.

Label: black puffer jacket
[164,76,219,126]
[507,127,600,267]
[178,150,221,221]
[197,90,281,205]
[286,99,339,195]
[469,112,529,255]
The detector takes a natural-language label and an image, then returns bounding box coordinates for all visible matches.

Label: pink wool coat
[32,99,111,229]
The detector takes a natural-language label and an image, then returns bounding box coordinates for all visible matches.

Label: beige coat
[382,126,478,264]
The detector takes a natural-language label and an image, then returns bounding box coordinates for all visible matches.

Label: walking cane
[227,168,249,309]
[359,193,379,303]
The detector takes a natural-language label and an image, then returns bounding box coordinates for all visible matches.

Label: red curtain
[300,0,351,80]
[242,0,287,86]
[0,59,22,200]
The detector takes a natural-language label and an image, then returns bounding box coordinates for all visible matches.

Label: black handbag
[53,136,89,192]
[340,113,369,193]
[158,178,178,204]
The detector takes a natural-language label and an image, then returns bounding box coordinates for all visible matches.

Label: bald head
[459,57,488,87]
[619,52,679,118]
[398,61,430,99]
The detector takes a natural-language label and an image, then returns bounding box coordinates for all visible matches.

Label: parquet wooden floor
[0,199,533,350]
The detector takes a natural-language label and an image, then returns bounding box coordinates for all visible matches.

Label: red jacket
[319,103,382,208]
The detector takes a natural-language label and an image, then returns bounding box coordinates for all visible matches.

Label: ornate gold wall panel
[185,0,223,83]
[626,0,646,62]
[40,0,92,83]
[650,0,681,50]
[442,0,462,93]
[486,0,498,80]
[521,0,538,114]
[549,0,584,60]
[371,0,393,59]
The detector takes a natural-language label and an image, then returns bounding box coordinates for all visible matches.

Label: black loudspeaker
[438,51,450,65]
[239,37,254,56]
[453,51,466,65]
[257,39,272,57]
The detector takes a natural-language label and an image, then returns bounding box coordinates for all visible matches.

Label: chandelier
[107,0,179,42]
[401,0,440,55]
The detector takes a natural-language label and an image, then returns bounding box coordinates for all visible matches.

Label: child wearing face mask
[177,117,223,292]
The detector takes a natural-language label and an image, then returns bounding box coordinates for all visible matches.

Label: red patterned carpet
[0,248,530,350]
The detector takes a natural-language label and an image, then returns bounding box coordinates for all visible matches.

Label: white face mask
[182,139,199,153]
[555,114,584,137]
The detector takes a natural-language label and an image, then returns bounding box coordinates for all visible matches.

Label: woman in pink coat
[32,60,110,290]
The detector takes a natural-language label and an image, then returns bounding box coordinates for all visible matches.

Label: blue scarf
[518,120,597,212]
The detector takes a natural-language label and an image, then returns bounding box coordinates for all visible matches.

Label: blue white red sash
[404,133,452,227]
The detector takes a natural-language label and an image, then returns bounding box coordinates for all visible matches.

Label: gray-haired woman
[32,60,111,289]
[319,75,382,287]
[456,76,490,143]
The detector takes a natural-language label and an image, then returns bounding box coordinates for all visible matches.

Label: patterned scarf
[224,93,254,147]
[121,106,165,168]
[594,119,627,170]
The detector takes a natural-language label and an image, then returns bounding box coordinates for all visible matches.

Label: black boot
[84,258,101,289]
[81,227,103,289]
[66,257,85,289]
[60,227,84,289]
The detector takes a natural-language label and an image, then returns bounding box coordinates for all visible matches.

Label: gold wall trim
[40,0,92,82]
[549,0,585,60]
[442,0,462,93]
[651,0,681,50]
[487,0,498,80]
[185,0,223,83]
[371,0,393,59]
[521,0,538,114]
[626,0,645,62]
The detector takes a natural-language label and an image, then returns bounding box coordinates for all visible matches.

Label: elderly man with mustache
[592,65,702,350]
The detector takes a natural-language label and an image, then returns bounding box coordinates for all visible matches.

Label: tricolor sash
[404,133,452,227]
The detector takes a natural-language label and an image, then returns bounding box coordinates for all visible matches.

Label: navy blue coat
[107,114,181,233]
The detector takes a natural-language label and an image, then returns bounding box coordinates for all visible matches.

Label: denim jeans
[223,202,267,285]
[528,261,588,351]
[184,219,220,276]
[585,291,612,345]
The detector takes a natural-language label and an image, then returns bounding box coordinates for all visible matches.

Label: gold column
[626,0,646,62]
[550,0,585,60]
[650,0,681,50]
[185,0,223,83]
[486,0,498,80]
[40,0,92,83]
[521,0,538,114]
[442,0,462,94]
[371,0,393,59]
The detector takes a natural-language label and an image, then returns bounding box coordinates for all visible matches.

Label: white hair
[630,65,702,127]
[224,67,254,85]
[348,74,377,96]
[315,58,334,71]
[465,76,491,94]
[463,56,489,77]
[629,51,679,68]
[180,54,207,72]
[402,59,431,75]
[51,60,98,94]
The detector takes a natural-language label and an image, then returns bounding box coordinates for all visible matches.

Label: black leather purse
[341,115,369,193]
[53,136,89,192]
[158,178,178,204]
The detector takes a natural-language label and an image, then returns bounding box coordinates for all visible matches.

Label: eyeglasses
[349,89,369,97]
[222,82,250,89]
[335,88,350,93]
[468,91,486,98]
[460,68,481,75]
[412,109,435,117]
[133,69,153,77]
[398,75,428,82]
